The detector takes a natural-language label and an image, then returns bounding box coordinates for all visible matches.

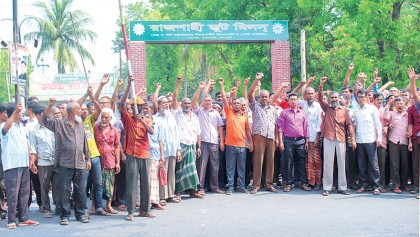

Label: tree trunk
[201,52,207,82]
[217,49,234,81]
[183,60,187,98]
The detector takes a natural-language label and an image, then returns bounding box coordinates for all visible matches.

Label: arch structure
[129,20,290,93]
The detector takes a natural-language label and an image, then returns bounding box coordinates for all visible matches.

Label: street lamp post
[1,15,42,104]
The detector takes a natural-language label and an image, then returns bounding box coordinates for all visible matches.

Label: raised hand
[320,76,328,85]
[281,82,290,87]
[230,87,237,93]
[348,63,355,70]
[198,81,206,89]
[408,68,416,80]
[15,103,23,114]
[244,77,250,85]
[156,82,161,89]
[235,78,241,88]
[49,98,57,106]
[256,72,264,79]
[373,67,379,79]
[389,81,395,86]
[374,77,381,84]
[308,76,315,83]
[218,77,224,85]
[176,76,182,83]
[101,74,110,84]
[117,79,123,86]
[87,86,94,99]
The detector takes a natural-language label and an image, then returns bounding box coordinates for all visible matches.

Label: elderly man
[153,94,181,203]
[192,81,225,194]
[94,108,121,214]
[279,93,311,192]
[219,78,253,195]
[319,77,356,196]
[119,76,154,221]
[51,107,62,119]
[353,89,382,195]
[299,86,323,190]
[43,99,91,225]
[172,77,203,199]
[248,73,278,194]
[1,103,39,229]
[28,106,60,218]
[79,88,108,216]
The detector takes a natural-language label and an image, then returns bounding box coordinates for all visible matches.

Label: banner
[29,71,117,102]
[130,20,288,43]
[9,44,29,85]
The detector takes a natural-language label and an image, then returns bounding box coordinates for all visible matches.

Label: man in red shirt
[119,76,155,221]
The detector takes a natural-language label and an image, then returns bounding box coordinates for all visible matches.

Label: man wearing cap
[119,76,154,221]
[192,81,225,194]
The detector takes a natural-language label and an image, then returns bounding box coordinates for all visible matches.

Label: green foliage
[25,0,97,73]
[113,0,419,98]
[0,50,14,103]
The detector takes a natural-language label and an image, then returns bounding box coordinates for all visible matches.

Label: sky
[0,0,141,81]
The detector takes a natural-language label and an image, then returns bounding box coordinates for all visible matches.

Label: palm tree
[25,0,96,73]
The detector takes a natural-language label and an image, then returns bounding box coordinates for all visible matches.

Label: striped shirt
[249,99,277,140]
[0,122,30,171]
[42,115,90,169]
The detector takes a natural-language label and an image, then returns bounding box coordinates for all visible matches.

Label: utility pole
[13,0,20,104]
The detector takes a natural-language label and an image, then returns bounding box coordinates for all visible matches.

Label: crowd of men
[0,65,419,229]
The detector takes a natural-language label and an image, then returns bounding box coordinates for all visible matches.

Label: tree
[25,0,96,73]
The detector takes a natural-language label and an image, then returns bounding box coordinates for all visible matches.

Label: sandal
[151,204,165,210]
[138,211,155,218]
[283,186,291,192]
[60,219,69,225]
[159,200,167,206]
[124,214,134,221]
[356,187,366,193]
[7,222,16,229]
[118,204,127,211]
[189,193,204,199]
[18,220,39,226]
[373,188,381,195]
[44,212,53,218]
[106,208,118,214]
[96,210,110,216]
[167,198,180,203]
[77,216,90,223]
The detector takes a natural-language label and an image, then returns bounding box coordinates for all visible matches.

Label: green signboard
[130,20,288,43]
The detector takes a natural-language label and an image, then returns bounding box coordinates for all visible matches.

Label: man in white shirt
[353,89,382,195]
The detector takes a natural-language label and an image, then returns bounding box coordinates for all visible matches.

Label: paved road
[2,190,419,237]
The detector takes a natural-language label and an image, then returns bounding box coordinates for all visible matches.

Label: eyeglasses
[357,96,366,99]
[100,101,110,104]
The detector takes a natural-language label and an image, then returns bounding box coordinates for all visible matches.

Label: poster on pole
[9,44,29,85]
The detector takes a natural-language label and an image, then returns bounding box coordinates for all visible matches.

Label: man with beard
[43,99,91,225]
[79,88,108,216]
[353,89,382,195]
[248,73,278,194]
[172,77,203,199]
[192,81,225,194]
[153,94,181,203]
[299,86,323,190]
[119,76,154,221]
[319,77,356,196]
[219,78,253,195]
